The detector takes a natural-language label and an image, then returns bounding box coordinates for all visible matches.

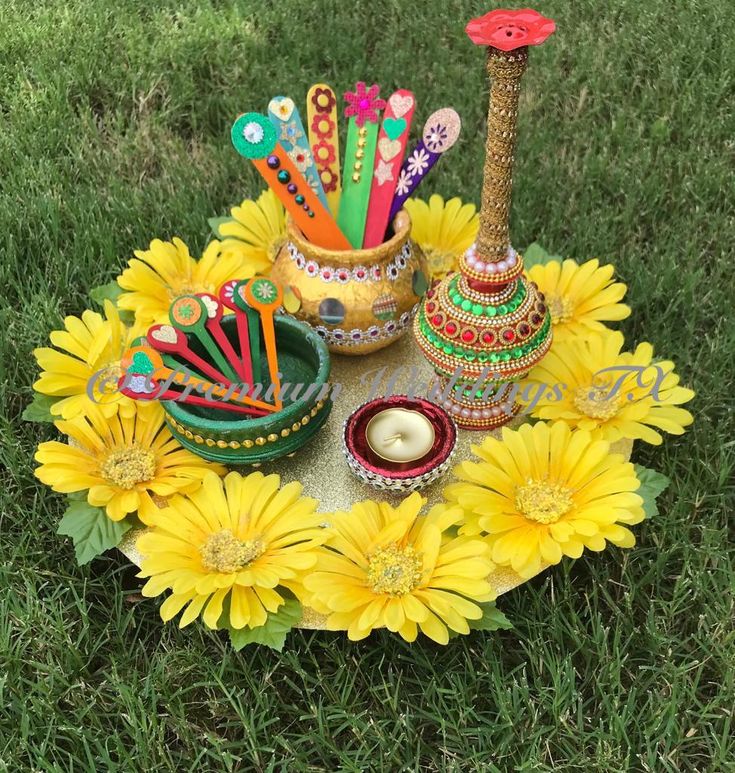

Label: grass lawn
[2,0,733,769]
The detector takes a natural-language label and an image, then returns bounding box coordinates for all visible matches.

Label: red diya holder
[342,395,457,492]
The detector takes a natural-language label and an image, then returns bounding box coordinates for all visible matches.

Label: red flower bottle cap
[465,8,555,50]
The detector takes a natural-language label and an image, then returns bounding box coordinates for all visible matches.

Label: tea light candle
[365,408,435,463]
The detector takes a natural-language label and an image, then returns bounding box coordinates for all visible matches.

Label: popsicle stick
[121,345,279,413]
[197,292,249,384]
[169,295,240,383]
[231,112,350,250]
[306,84,342,217]
[120,375,269,416]
[241,278,284,410]
[337,83,385,248]
[219,281,259,387]
[363,89,416,248]
[387,107,462,225]
[268,96,329,210]
[147,324,234,386]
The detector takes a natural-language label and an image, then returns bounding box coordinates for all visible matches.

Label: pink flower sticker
[344,82,386,127]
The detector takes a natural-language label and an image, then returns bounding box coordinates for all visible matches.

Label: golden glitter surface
[116,335,634,629]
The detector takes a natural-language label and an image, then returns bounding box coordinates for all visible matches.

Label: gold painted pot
[271,210,429,355]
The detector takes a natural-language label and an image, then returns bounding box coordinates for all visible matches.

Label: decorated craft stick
[197,292,250,385]
[169,295,240,383]
[219,280,260,387]
[232,279,267,387]
[120,345,278,414]
[120,374,269,417]
[268,96,329,211]
[306,84,342,217]
[241,278,284,410]
[337,83,386,248]
[147,324,234,386]
[387,107,462,225]
[362,89,416,248]
[231,112,350,251]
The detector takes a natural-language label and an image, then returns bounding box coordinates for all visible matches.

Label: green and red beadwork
[413,258,551,430]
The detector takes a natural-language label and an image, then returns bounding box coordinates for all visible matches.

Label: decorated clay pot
[270,210,429,355]
[164,315,332,465]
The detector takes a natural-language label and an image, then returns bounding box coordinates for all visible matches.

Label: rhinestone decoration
[286,241,412,284]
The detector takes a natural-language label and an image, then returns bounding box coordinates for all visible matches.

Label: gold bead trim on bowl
[168,401,327,448]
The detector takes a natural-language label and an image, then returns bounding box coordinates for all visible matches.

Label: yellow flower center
[366,544,422,596]
[99,446,156,490]
[98,363,123,394]
[268,235,287,263]
[200,529,264,573]
[548,294,574,324]
[425,248,458,278]
[515,480,573,524]
[167,282,214,301]
[573,385,621,420]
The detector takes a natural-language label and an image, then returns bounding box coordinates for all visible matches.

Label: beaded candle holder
[342,395,457,492]
[413,8,555,431]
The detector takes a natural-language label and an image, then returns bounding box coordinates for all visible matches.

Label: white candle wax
[365,408,436,463]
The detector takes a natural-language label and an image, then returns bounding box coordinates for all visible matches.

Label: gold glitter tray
[118,332,633,629]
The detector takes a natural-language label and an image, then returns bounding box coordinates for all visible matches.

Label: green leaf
[522,242,562,269]
[469,601,513,632]
[57,499,132,565]
[448,601,513,638]
[225,597,303,652]
[22,393,61,423]
[89,281,135,324]
[208,216,232,239]
[89,281,123,307]
[634,464,670,519]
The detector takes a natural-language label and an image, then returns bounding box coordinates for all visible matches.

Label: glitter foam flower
[136,471,324,630]
[34,405,223,523]
[444,421,645,579]
[287,145,313,173]
[33,300,146,420]
[523,330,695,445]
[304,493,495,644]
[405,195,479,279]
[117,237,259,327]
[344,82,386,127]
[527,258,631,343]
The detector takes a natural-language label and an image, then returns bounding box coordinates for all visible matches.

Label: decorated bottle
[413,8,556,430]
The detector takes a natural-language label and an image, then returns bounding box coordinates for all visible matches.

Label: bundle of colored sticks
[119,278,285,416]
[231,84,462,251]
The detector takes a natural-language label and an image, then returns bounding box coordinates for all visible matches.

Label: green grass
[1,0,734,769]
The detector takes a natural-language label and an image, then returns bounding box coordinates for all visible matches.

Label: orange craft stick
[231,112,351,251]
[120,345,279,414]
[240,278,284,410]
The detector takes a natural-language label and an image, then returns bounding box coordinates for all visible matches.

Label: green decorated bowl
[164,314,332,465]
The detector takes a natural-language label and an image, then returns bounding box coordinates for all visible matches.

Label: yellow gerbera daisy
[136,471,324,630]
[34,405,223,524]
[304,493,494,644]
[404,195,479,279]
[523,330,694,445]
[117,237,257,326]
[33,300,145,420]
[444,421,645,579]
[527,258,631,342]
[217,189,287,276]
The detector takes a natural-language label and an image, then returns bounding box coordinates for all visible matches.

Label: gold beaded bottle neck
[476,46,528,262]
